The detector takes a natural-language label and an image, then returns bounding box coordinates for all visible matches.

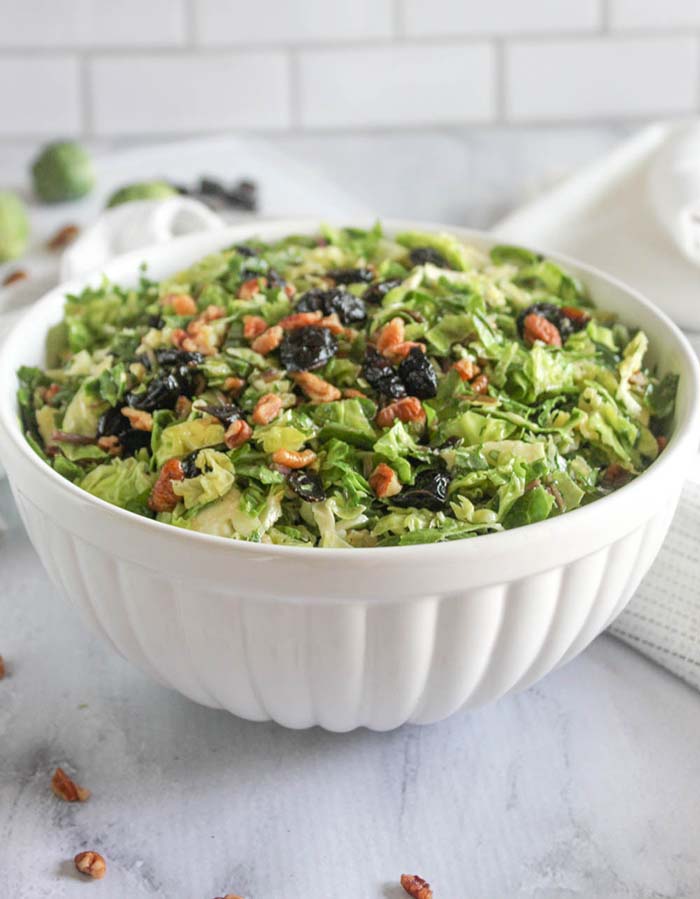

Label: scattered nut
[252,393,283,425]
[0,655,5,679]
[224,419,253,449]
[175,395,192,419]
[292,371,341,404]
[561,305,590,326]
[199,304,226,322]
[369,462,402,498]
[51,767,90,802]
[121,407,154,431]
[2,269,28,287]
[343,388,367,399]
[213,894,244,899]
[238,277,266,300]
[97,435,122,456]
[271,448,317,469]
[148,458,185,513]
[74,851,106,880]
[657,435,668,452]
[523,313,561,348]
[223,377,245,396]
[470,373,489,395]
[401,874,433,899]
[47,223,80,251]
[376,396,425,428]
[251,325,283,356]
[452,358,480,382]
[278,310,323,330]
[243,314,268,340]
[602,462,632,489]
[163,293,197,316]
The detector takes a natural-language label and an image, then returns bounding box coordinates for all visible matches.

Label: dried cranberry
[326,267,374,285]
[398,347,438,399]
[96,405,150,457]
[234,244,258,258]
[287,469,326,503]
[295,287,366,325]
[409,247,449,268]
[125,372,183,411]
[361,347,406,400]
[147,314,165,329]
[362,278,402,305]
[392,469,451,511]
[279,326,338,372]
[197,403,241,426]
[155,348,204,367]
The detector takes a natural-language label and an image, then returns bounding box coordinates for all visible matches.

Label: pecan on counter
[74,851,106,879]
[51,767,91,802]
[400,873,433,899]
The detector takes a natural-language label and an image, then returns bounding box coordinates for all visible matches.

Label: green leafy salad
[17,224,677,547]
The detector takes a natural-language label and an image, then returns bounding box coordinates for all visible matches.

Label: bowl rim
[1,216,699,563]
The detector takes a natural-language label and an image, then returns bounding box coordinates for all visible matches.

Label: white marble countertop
[2,133,700,898]
[2,474,700,898]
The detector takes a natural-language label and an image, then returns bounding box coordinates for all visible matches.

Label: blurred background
[1,0,698,226]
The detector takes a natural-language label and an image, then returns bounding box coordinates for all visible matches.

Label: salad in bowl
[16,223,676,548]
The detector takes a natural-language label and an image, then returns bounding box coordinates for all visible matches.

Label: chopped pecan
[0,655,5,679]
[278,310,323,330]
[376,396,425,428]
[148,459,185,513]
[51,767,90,802]
[2,269,28,287]
[200,304,226,322]
[251,325,283,355]
[243,315,268,340]
[121,407,153,431]
[401,874,432,899]
[175,395,192,419]
[471,373,489,395]
[602,463,632,488]
[47,223,79,251]
[238,277,266,300]
[523,313,562,348]
[293,371,341,404]
[171,327,188,348]
[319,313,349,336]
[271,448,317,469]
[252,393,283,425]
[163,293,197,316]
[656,435,668,452]
[284,283,296,298]
[74,851,106,880]
[387,340,425,363]
[452,358,480,382]
[213,895,244,899]
[97,435,122,456]
[44,382,61,402]
[224,419,253,449]
[223,376,245,396]
[369,462,402,498]
[343,388,367,399]
[375,317,405,356]
[561,305,590,326]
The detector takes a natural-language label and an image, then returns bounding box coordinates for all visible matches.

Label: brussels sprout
[0,191,29,262]
[107,181,178,208]
[31,141,95,203]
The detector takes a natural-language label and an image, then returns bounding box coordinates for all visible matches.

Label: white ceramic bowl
[1,220,698,732]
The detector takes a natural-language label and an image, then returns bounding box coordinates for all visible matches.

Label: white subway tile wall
[0,0,698,137]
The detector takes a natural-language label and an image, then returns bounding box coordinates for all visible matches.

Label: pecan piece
[200,304,226,322]
[148,459,185,513]
[74,851,106,880]
[163,293,197,316]
[97,435,122,456]
[401,874,432,899]
[224,419,252,449]
[292,371,341,404]
[561,305,590,326]
[251,325,283,355]
[602,462,632,488]
[175,395,192,419]
[2,269,28,287]
[656,435,668,452]
[452,358,480,382]
[47,223,80,251]
[278,310,323,330]
[271,448,317,469]
[223,376,245,396]
[369,462,401,498]
[523,313,562,348]
[238,277,266,300]
[252,393,283,425]
[376,396,425,428]
[471,373,489,395]
[387,340,425,363]
[375,317,405,356]
[121,407,154,431]
[343,388,367,399]
[0,655,5,679]
[51,767,90,802]
[243,314,268,340]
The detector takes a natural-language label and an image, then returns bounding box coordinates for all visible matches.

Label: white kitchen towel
[493,122,700,689]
